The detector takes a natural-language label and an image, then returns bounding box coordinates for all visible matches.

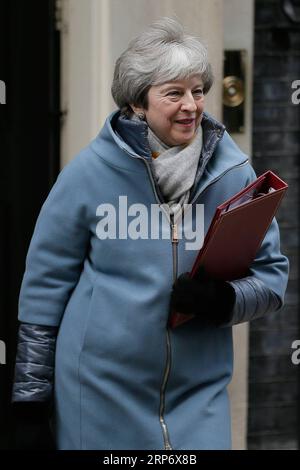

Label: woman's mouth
[175,118,195,127]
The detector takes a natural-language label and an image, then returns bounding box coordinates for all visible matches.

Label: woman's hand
[170,269,236,327]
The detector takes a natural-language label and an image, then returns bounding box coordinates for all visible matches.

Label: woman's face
[133,76,205,146]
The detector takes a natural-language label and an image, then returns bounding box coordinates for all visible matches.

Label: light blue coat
[17,111,289,449]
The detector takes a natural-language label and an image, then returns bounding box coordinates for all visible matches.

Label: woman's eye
[167,89,203,97]
[167,91,180,96]
[193,89,203,96]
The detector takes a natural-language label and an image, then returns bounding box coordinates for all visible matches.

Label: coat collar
[90,110,248,183]
[113,110,226,162]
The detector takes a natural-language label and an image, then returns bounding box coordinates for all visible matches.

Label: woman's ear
[130,105,146,121]
[130,104,144,115]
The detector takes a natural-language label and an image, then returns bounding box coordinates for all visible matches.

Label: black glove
[12,401,55,450]
[170,269,236,327]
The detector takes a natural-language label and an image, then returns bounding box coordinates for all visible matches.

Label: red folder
[169,170,288,328]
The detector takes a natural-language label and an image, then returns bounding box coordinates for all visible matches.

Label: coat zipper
[171,220,179,281]
[121,148,248,450]
[158,218,179,451]
[121,149,173,450]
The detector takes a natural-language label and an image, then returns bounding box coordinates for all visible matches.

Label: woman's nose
[181,93,197,111]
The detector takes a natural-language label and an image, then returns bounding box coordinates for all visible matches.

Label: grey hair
[111,17,214,115]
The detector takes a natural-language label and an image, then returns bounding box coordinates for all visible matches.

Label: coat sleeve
[18,157,91,327]
[13,157,91,402]
[12,323,57,402]
[225,166,289,326]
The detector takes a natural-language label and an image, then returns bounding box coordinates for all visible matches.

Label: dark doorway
[0,0,60,449]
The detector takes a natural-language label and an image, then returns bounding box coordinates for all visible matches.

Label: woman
[12,17,289,450]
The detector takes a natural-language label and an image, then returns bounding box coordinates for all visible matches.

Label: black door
[0,0,60,449]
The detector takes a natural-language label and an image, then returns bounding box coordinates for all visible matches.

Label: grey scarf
[147,125,203,218]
